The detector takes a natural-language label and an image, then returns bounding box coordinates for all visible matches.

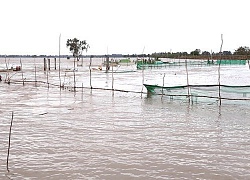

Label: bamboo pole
[48,58,50,71]
[111,59,114,91]
[54,58,56,70]
[35,65,37,86]
[4,55,10,84]
[20,58,24,86]
[7,111,14,172]
[185,60,190,102]
[73,57,76,91]
[141,66,144,96]
[59,34,62,88]
[89,56,92,89]
[218,34,223,106]
[161,73,165,100]
[82,83,83,101]
[44,58,46,71]
[105,56,109,73]
[46,69,49,89]
[5,55,8,70]
[141,47,145,96]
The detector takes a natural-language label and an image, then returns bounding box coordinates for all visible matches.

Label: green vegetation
[150,46,250,60]
[234,46,250,55]
[1,45,249,60]
[66,38,89,61]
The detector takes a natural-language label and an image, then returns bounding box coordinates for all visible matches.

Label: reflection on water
[1,58,250,179]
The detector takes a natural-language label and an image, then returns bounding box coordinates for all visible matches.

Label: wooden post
[59,34,61,88]
[161,73,165,100]
[7,111,14,172]
[47,68,49,89]
[105,56,109,73]
[48,58,50,71]
[54,58,56,70]
[89,56,92,88]
[111,58,114,90]
[81,83,83,101]
[141,67,145,96]
[141,47,145,96]
[73,58,76,91]
[5,55,8,70]
[218,34,223,106]
[35,65,37,86]
[4,56,10,83]
[44,58,46,71]
[185,60,190,101]
[20,58,24,86]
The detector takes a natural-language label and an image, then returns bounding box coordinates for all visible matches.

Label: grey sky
[0,0,249,55]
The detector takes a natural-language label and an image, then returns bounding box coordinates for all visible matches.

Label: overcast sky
[0,0,249,55]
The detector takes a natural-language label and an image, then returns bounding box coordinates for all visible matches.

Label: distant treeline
[0,54,126,58]
[0,54,153,59]
[150,53,249,60]
[150,46,250,60]
[1,46,249,60]
[0,54,249,60]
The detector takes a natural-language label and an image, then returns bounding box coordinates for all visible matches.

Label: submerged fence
[144,84,250,103]
[143,58,250,104]
[1,57,250,105]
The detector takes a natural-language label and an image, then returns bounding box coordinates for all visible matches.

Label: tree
[202,51,210,55]
[66,38,89,91]
[234,46,249,55]
[190,49,201,56]
[222,51,232,55]
[66,38,89,61]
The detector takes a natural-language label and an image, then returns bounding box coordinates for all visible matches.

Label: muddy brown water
[1,58,250,179]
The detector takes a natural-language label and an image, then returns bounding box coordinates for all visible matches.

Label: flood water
[1,57,250,179]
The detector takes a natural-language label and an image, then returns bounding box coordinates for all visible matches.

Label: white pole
[59,34,61,88]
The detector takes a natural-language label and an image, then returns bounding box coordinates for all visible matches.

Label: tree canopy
[190,49,201,56]
[66,38,89,61]
[234,46,249,55]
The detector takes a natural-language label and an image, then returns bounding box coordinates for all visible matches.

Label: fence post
[54,58,56,70]
[44,58,46,71]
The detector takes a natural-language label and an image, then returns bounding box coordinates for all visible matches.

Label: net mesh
[144,84,250,101]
